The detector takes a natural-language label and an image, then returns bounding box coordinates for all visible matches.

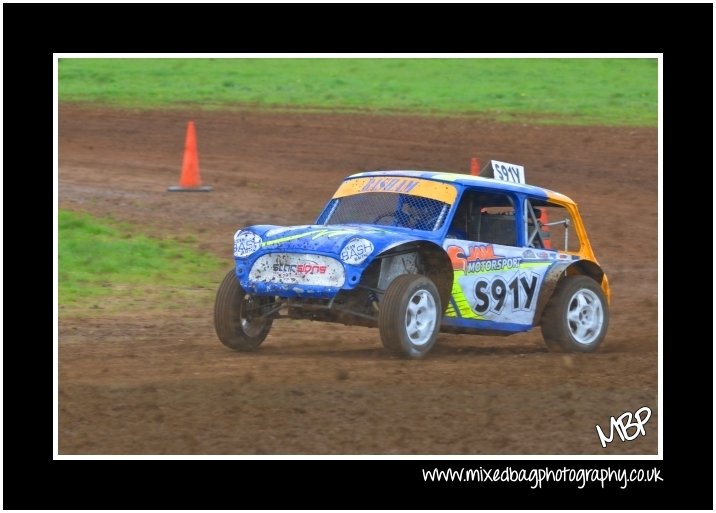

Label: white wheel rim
[405,289,437,346]
[566,288,604,345]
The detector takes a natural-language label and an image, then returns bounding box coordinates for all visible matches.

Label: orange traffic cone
[168,121,212,192]
[470,157,480,176]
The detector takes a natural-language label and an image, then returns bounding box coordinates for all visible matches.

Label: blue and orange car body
[231,170,609,335]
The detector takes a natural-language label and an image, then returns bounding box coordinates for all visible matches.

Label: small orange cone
[168,121,212,192]
[470,157,480,176]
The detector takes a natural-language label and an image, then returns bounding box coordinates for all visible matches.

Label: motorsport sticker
[447,244,519,274]
[446,243,547,324]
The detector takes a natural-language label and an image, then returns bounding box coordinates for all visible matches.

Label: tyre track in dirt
[59,105,658,454]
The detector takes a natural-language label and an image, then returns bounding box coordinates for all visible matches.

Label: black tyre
[379,274,442,358]
[214,269,274,351]
[541,275,609,352]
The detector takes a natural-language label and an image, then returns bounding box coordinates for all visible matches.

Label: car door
[442,189,541,331]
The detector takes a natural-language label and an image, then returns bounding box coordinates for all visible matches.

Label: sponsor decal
[359,177,419,194]
[272,262,327,274]
[341,238,375,265]
[333,177,458,204]
[234,231,262,258]
[444,243,547,323]
[447,244,520,274]
[249,253,346,288]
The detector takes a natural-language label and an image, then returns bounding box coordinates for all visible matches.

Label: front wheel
[379,274,442,358]
[214,269,274,351]
[540,275,609,352]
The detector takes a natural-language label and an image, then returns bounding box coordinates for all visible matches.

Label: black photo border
[4,2,710,510]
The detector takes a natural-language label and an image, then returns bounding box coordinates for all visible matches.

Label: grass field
[58,210,225,312]
[58,58,657,126]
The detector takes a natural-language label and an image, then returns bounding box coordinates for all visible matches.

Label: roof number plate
[489,160,526,184]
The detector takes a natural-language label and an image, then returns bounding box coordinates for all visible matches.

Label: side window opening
[524,199,580,252]
[448,190,516,246]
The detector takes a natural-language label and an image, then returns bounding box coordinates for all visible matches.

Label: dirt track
[58,105,658,455]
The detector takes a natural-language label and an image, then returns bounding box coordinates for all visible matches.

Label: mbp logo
[595,406,652,448]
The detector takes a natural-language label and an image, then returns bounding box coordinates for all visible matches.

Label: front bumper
[238,252,348,299]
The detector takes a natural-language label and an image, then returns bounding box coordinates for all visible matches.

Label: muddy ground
[58,105,658,455]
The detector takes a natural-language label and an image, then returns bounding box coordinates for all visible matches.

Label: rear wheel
[214,269,274,351]
[541,275,609,352]
[379,274,442,358]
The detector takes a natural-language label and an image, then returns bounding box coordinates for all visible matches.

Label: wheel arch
[374,241,454,310]
[534,259,607,325]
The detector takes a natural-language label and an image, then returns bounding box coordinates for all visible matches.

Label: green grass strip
[58,58,657,126]
[58,210,226,313]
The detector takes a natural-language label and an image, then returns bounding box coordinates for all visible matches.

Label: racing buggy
[215,161,610,358]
